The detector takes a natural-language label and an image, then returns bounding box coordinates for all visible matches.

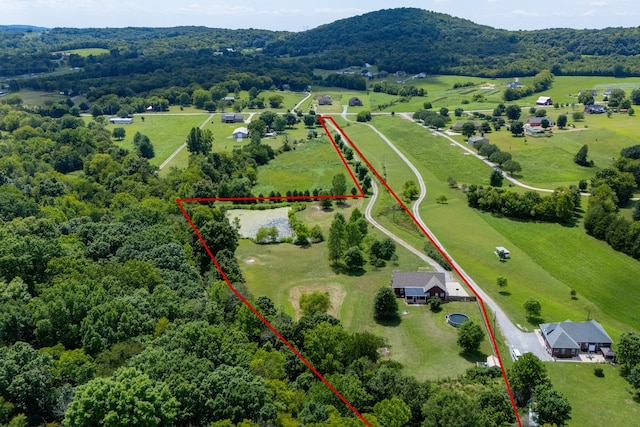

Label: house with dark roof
[391,271,447,304]
[348,97,363,107]
[451,121,481,132]
[318,95,332,105]
[221,114,244,123]
[539,320,614,359]
[468,136,489,147]
[585,104,606,114]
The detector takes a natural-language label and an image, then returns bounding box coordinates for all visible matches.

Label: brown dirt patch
[289,283,347,320]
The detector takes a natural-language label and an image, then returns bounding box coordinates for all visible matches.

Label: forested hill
[263,7,640,77]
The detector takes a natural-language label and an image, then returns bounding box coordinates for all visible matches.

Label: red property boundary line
[177,115,522,427]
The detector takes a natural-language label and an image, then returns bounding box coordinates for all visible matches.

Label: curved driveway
[332,109,551,362]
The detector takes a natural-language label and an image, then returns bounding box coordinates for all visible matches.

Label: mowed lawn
[363,116,640,338]
[235,201,493,381]
[104,113,210,166]
[252,136,353,196]
[545,362,639,426]
[445,109,640,188]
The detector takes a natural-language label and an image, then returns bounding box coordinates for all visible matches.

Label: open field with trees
[349,116,640,338]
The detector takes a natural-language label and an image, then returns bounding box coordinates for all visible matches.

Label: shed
[468,136,489,147]
[536,96,553,106]
[232,127,249,139]
[495,246,510,259]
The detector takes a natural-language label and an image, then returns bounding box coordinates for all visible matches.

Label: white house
[109,117,133,124]
[232,127,249,139]
[536,96,553,106]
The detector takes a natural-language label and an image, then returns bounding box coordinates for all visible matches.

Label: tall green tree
[331,173,348,197]
[509,352,550,406]
[456,320,485,353]
[373,397,411,427]
[505,105,522,121]
[490,169,504,187]
[535,385,572,427]
[461,121,476,139]
[373,287,399,321]
[65,367,179,427]
[327,213,347,265]
[574,144,592,166]
[186,127,213,155]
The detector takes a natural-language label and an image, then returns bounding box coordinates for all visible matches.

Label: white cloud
[590,1,608,6]
[511,9,539,17]
[487,0,498,3]
[582,10,596,16]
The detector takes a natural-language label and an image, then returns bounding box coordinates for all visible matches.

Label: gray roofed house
[318,95,332,105]
[221,114,244,123]
[468,136,489,147]
[539,319,613,359]
[391,271,447,304]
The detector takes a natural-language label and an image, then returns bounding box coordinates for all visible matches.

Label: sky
[1,0,638,32]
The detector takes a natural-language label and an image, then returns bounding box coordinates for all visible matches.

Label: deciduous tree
[373,287,398,321]
[456,320,485,353]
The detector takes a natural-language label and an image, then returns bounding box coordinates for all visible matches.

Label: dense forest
[5,7,640,97]
[0,99,528,426]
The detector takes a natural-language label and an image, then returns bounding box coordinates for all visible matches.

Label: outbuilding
[495,246,510,259]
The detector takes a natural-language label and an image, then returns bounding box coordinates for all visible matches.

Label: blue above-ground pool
[446,313,470,327]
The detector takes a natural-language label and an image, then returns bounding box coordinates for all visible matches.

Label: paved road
[334,110,550,362]
[159,112,215,170]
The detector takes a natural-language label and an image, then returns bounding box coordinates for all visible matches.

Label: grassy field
[251,135,351,196]
[357,116,640,338]
[545,362,638,426]
[57,48,110,57]
[444,112,640,188]
[16,89,67,106]
[104,114,210,166]
[235,201,493,381]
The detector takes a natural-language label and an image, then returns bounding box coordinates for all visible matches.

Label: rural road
[333,110,551,362]
[293,92,312,112]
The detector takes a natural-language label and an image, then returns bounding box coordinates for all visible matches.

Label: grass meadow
[58,48,110,57]
[353,115,640,338]
[103,113,210,166]
[235,200,494,381]
[251,135,352,196]
[545,362,638,426]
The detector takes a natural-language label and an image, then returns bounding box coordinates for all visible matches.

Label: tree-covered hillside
[264,7,640,77]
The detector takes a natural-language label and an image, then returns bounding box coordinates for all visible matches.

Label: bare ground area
[288,283,347,320]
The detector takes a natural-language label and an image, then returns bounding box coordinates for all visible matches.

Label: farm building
[232,127,249,139]
[109,117,133,124]
[535,96,553,106]
[539,320,614,359]
[451,121,481,132]
[221,114,244,123]
[318,95,332,105]
[468,136,489,147]
[348,97,363,106]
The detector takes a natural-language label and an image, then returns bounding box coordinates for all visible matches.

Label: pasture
[235,201,493,381]
[349,115,640,339]
[448,111,640,188]
[16,89,67,106]
[103,113,210,166]
[251,136,351,196]
[57,48,110,57]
